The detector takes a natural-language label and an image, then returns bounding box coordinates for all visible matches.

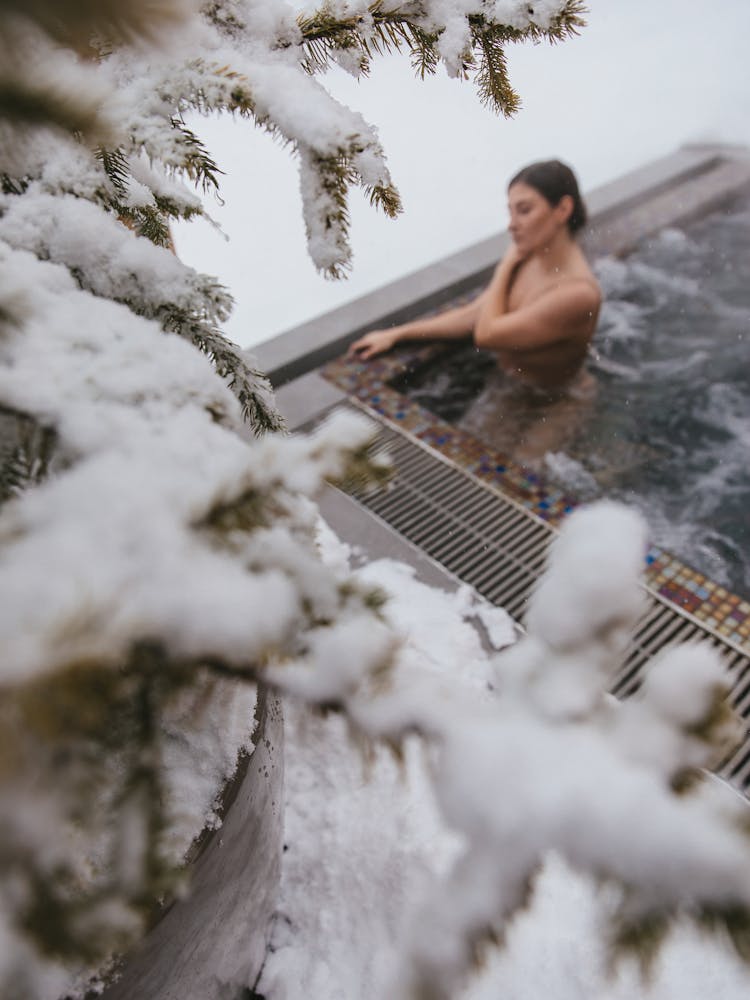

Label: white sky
[173,0,750,349]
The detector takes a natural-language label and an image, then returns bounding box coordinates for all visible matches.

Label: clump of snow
[262,511,750,1000]
[0,236,390,996]
[0,193,233,328]
[5,3,750,999]
[525,500,647,655]
[644,643,730,729]
[160,675,259,862]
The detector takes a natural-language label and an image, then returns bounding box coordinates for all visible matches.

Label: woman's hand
[476,244,525,338]
[347,328,401,360]
[493,242,524,279]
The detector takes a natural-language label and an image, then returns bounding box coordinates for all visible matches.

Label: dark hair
[508,159,587,234]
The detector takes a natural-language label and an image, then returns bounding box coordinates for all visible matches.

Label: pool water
[392,196,750,599]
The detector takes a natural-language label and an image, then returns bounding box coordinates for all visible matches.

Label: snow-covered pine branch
[0,0,197,147]
[2,0,586,286]
[1,0,197,47]
[0,247,394,993]
[295,0,587,110]
[0,0,613,997]
[338,503,750,1000]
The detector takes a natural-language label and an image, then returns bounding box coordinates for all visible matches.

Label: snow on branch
[339,502,750,1000]
[2,0,586,281]
[118,48,401,276]
[296,0,587,112]
[0,245,393,988]
[0,16,116,145]
[0,187,281,431]
[0,1,595,995]
[0,1,198,150]
[101,0,583,274]
[0,0,198,47]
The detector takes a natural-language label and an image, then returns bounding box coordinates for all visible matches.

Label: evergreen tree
[6,4,750,1000]
[0,1,587,996]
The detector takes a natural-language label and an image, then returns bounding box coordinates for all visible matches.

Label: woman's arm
[347,289,489,360]
[347,242,529,360]
[474,279,600,352]
[483,243,524,316]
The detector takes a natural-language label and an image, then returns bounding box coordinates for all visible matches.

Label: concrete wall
[99,686,284,1000]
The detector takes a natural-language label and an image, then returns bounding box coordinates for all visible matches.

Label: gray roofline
[254,143,750,387]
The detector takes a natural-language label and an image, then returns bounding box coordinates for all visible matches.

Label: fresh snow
[259,522,750,1000]
[4,3,750,998]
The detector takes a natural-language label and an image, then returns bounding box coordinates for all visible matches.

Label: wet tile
[321,340,750,652]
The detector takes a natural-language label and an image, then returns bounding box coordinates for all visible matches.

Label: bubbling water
[393,196,750,597]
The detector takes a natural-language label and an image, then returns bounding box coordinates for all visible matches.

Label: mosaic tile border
[322,335,750,652]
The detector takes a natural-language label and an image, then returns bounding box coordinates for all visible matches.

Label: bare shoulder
[527,276,601,345]
[562,275,601,309]
[563,246,601,304]
[541,275,601,316]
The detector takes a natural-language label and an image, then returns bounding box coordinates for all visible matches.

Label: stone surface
[99,686,284,1000]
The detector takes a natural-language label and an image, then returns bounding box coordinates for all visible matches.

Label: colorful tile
[322,329,750,652]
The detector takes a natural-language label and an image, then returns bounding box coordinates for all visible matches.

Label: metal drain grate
[353,419,553,622]
[342,406,750,795]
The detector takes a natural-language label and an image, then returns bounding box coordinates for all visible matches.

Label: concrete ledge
[100,686,284,1000]
[583,147,750,257]
[254,231,509,388]
[255,144,750,387]
[582,144,730,231]
[273,370,348,431]
[319,484,471,595]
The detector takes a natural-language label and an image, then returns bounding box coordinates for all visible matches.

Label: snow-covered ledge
[100,686,283,1000]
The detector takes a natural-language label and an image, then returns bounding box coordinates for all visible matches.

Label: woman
[348,160,601,465]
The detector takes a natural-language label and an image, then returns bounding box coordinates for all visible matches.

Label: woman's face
[507,181,571,256]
